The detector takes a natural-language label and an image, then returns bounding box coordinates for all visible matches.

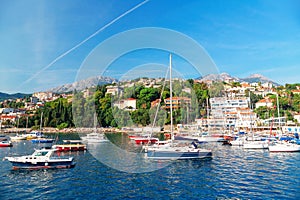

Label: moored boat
[4,147,76,170]
[81,113,109,143]
[0,140,13,147]
[134,137,159,145]
[52,140,87,151]
[10,134,27,141]
[230,137,245,146]
[31,138,55,143]
[81,133,109,143]
[243,140,269,149]
[0,135,8,141]
[145,141,212,160]
[145,54,212,160]
[269,140,300,152]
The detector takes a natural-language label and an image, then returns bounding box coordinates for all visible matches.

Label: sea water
[0,133,299,199]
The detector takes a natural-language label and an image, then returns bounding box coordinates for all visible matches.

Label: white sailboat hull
[145,146,212,160]
[269,143,300,152]
[243,141,269,149]
[230,139,244,146]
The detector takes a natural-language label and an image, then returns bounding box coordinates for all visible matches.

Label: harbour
[0,133,299,199]
[1,1,300,199]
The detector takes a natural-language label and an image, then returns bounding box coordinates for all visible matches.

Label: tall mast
[169,54,174,142]
[40,112,43,131]
[249,91,253,139]
[276,93,281,134]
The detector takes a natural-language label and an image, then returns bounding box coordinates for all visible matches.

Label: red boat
[133,137,159,145]
[0,140,13,147]
[128,134,149,139]
[52,140,87,151]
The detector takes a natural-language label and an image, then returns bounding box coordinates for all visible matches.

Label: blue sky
[0,0,299,93]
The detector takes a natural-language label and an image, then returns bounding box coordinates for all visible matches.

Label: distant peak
[248,74,265,78]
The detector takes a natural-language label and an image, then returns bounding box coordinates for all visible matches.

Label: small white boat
[81,133,109,143]
[81,113,109,143]
[269,141,300,152]
[4,147,76,170]
[10,135,27,140]
[243,140,269,149]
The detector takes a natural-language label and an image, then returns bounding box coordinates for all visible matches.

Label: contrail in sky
[22,0,149,85]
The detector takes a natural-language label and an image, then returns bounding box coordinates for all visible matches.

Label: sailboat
[31,112,55,143]
[81,113,109,143]
[268,94,300,152]
[27,112,44,139]
[10,117,27,141]
[268,140,300,152]
[243,93,268,149]
[144,54,212,160]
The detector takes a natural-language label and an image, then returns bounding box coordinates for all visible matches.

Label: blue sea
[0,133,299,200]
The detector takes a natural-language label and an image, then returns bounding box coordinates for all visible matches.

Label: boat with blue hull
[144,54,212,160]
[4,147,76,170]
[31,138,55,143]
[146,145,212,160]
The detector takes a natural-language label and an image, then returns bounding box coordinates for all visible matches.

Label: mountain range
[0,92,29,101]
[0,73,279,100]
[197,73,280,86]
[46,76,117,93]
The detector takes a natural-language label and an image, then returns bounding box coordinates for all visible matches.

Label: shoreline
[0,127,166,134]
[0,127,123,134]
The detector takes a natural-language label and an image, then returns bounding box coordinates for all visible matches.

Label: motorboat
[4,147,76,170]
[10,134,27,141]
[81,132,109,143]
[0,140,13,147]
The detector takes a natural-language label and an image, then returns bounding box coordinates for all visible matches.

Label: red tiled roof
[256,98,273,103]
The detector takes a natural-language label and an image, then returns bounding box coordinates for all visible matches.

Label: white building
[209,97,254,129]
[33,92,54,102]
[294,114,300,124]
[106,86,123,96]
[255,98,273,108]
[114,98,136,110]
[210,97,249,114]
